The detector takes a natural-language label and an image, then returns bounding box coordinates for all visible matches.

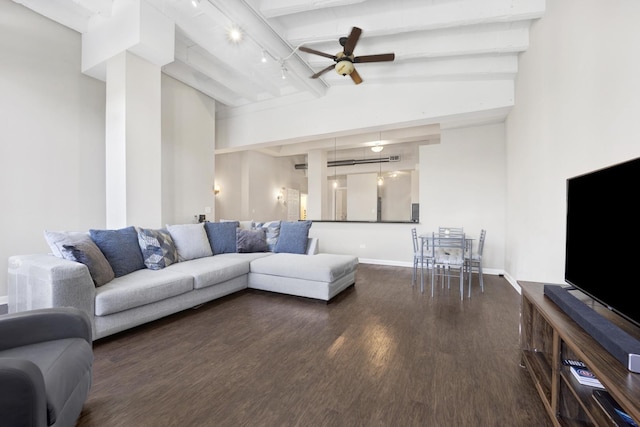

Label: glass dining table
[418,233,474,298]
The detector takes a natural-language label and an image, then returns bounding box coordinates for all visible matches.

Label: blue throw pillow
[274,221,312,254]
[204,221,238,254]
[90,226,145,277]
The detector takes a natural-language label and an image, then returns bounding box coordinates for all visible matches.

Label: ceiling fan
[299,27,395,85]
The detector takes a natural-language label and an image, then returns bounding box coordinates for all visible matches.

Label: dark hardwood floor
[76,264,552,427]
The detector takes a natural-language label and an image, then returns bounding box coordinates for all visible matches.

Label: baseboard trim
[357,258,504,277]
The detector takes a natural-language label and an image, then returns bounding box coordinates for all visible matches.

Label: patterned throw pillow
[236,228,269,253]
[60,236,115,287]
[274,221,312,254]
[136,227,178,270]
[253,221,281,252]
[90,226,146,277]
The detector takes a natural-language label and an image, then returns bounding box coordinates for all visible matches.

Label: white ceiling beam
[206,0,328,98]
[171,30,280,101]
[162,60,247,107]
[12,0,94,32]
[283,0,545,45]
[258,0,366,19]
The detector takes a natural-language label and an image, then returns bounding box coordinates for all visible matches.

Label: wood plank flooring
[76,264,552,427]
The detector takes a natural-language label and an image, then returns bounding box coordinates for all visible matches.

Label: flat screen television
[565,156,640,328]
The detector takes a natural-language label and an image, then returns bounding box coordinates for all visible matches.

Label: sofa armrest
[0,358,47,427]
[0,307,92,350]
[306,237,319,255]
[8,255,95,325]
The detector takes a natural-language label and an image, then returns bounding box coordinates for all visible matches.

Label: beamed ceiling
[13,0,545,155]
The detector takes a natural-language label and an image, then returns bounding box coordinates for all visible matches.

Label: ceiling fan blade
[343,27,362,56]
[354,53,395,63]
[350,68,363,85]
[311,64,336,79]
[299,46,337,61]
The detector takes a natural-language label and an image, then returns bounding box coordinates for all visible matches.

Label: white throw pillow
[166,223,213,261]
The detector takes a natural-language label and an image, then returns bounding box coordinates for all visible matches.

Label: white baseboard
[357,258,505,278]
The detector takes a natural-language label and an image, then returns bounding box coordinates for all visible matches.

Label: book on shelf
[592,389,639,427]
[569,366,604,389]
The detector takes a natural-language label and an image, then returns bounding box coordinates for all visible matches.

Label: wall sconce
[276,187,287,205]
[213,184,221,195]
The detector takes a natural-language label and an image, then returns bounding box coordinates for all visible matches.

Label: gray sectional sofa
[7,221,358,340]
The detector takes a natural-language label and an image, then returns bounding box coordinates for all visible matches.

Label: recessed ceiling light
[371,144,383,153]
[227,26,243,43]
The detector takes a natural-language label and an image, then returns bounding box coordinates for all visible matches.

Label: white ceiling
[13,0,545,154]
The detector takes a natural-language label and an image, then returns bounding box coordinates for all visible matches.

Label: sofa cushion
[250,253,358,283]
[236,228,269,253]
[136,227,178,270]
[90,226,145,277]
[274,221,312,254]
[166,223,213,261]
[204,221,238,254]
[60,238,114,287]
[0,338,93,425]
[94,269,194,316]
[166,256,251,289]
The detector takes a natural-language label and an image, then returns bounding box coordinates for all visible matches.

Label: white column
[83,0,175,228]
[307,149,328,220]
[105,51,162,229]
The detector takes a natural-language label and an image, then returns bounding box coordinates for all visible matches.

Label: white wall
[505,0,640,285]
[420,123,506,271]
[0,1,106,299]
[0,2,219,299]
[161,74,216,225]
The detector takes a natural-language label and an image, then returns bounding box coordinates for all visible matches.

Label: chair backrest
[438,226,464,237]
[432,232,465,264]
[411,228,419,253]
[477,229,487,255]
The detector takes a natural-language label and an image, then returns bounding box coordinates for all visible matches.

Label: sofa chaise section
[248,253,358,301]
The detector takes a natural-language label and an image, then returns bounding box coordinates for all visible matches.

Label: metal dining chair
[411,228,434,288]
[431,232,466,299]
[465,229,486,297]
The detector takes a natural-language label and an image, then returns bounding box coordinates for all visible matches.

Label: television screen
[565,156,640,328]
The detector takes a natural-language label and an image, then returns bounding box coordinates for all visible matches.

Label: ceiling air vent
[389,155,400,162]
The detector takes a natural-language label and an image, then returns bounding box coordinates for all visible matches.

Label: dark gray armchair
[0,307,93,427]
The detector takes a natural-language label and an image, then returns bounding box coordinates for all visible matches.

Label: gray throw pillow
[204,221,238,254]
[136,227,178,270]
[90,226,146,277]
[60,237,115,287]
[236,228,269,253]
[166,223,213,261]
[274,221,312,254]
